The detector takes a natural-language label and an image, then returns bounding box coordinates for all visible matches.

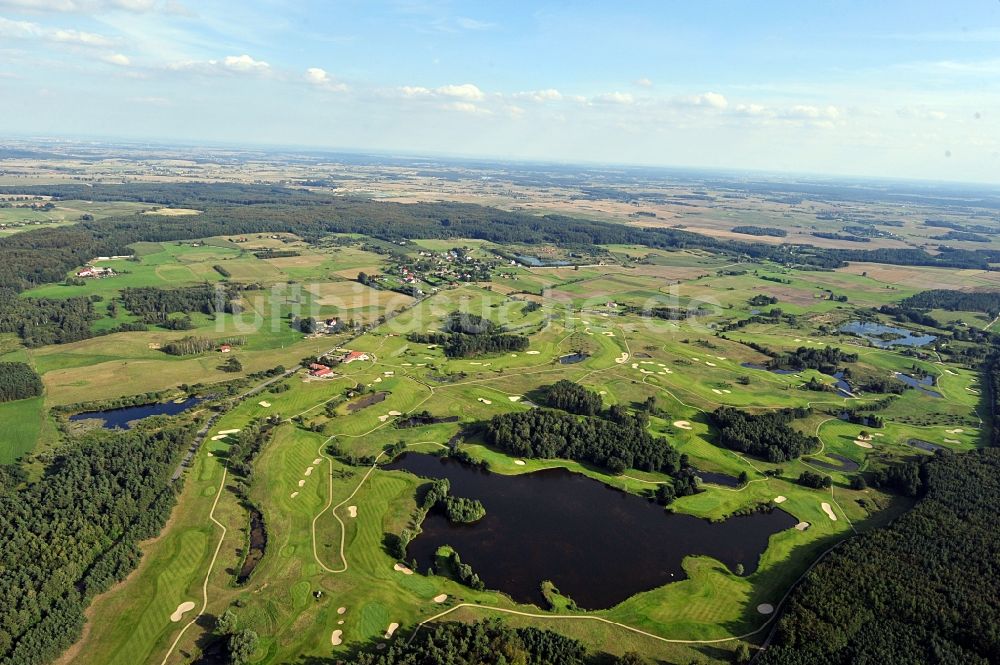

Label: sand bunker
[854,440,873,449]
[384,623,399,639]
[388,410,402,416]
[757,603,774,615]
[347,506,357,518]
[773,496,787,504]
[604,332,615,337]
[615,353,629,364]
[508,395,521,402]
[716,356,727,360]
[313,458,322,465]
[170,601,196,622]
[218,429,240,435]
[525,350,540,355]
[331,630,343,646]
[631,363,639,369]
[946,428,964,434]
[338,607,347,615]
[477,398,492,405]
[821,503,838,521]
[401,362,412,366]
[378,414,389,422]
[795,521,810,531]
[305,467,314,476]
[393,563,414,575]
[434,594,448,603]
[944,438,960,444]
[211,435,227,441]
[374,377,383,383]
[258,401,271,408]
[290,492,298,498]
[298,479,306,487]
[384,371,394,376]
[711,388,722,394]
[514,460,526,466]
[705,361,717,367]
[722,389,732,394]
[673,420,693,430]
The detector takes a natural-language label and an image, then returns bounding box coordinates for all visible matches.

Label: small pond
[558,352,589,364]
[806,453,860,472]
[385,453,796,609]
[895,373,942,398]
[69,397,203,430]
[839,321,937,349]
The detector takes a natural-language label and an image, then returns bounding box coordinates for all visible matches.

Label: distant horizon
[6,132,1000,192]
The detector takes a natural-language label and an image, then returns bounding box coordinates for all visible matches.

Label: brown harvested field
[332,265,384,280]
[140,207,202,216]
[838,263,1000,290]
[264,252,329,269]
[306,281,414,308]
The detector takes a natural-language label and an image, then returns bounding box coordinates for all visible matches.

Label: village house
[309,363,333,377]
[340,351,369,364]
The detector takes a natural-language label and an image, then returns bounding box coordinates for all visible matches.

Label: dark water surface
[69,397,202,429]
[385,454,796,609]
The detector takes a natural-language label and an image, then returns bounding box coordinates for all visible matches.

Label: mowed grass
[44,253,990,665]
[0,397,46,463]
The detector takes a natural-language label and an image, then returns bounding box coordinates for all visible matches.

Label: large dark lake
[385,453,796,609]
[69,397,202,430]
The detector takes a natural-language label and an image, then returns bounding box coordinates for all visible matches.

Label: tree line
[0,422,194,665]
[0,362,43,402]
[486,407,683,475]
[901,289,1000,316]
[710,406,818,462]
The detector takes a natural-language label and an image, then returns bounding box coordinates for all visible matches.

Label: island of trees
[710,406,818,462]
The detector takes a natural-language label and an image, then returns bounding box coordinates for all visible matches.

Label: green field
[4,228,990,665]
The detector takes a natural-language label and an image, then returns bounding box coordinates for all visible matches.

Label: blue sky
[1,0,998,183]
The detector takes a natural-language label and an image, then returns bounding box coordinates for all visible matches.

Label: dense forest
[900,289,1000,315]
[759,448,1000,665]
[408,312,529,357]
[710,407,818,462]
[120,285,241,319]
[0,362,43,402]
[486,407,683,475]
[768,346,858,373]
[345,619,591,665]
[0,423,193,665]
[0,291,98,347]
[538,380,603,416]
[731,225,788,237]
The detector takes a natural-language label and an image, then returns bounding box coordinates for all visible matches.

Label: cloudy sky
[1,0,998,183]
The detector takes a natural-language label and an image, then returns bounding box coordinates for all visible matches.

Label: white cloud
[445,101,490,115]
[0,15,113,48]
[305,67,347,92]
[102,52,130,65]
[435,83,484,100]
[515,88,562,102]
[399,85,431,97]
[785,104,839,120]
[593,91,634,105]
[455,17,493,30]
[168,53,271,76]
[635,77,652,88]
[678,92,728,109]
[51,27,112,46]
[222,54,269,73]
[0,0,184,12]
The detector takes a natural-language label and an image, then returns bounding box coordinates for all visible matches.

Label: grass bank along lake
[68,397,203,430]
[386,453,797,609]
